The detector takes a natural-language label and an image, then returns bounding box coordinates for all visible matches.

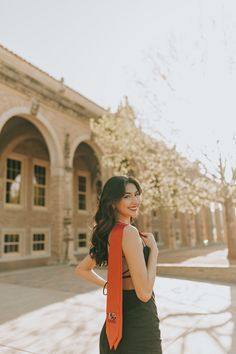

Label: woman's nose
[131,195,139,204]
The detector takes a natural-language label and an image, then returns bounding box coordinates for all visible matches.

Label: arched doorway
[0,116,53,268]
[72,142,101,255]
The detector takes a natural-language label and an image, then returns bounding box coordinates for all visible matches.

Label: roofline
[0,43,107,115]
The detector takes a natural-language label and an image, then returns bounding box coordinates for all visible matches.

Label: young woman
[75,175,162,353]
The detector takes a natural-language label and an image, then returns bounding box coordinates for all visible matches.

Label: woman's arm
[122,225,158,303]
[75,254,107,288]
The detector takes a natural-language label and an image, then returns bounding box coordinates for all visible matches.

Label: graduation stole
[105,222,126,350]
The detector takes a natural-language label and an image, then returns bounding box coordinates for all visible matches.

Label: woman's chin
[129,210,138,217]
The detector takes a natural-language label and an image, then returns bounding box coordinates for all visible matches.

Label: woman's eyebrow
[125,191,139,195]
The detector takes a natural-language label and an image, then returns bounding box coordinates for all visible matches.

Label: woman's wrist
[103,281,108,295]
[150,244,158,254]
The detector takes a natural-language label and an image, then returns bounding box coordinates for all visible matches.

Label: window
[96,180,102,200]
[1,229,25,258]
[5,158,22,204]
[152,210,157,217]
[30,229,50,256]
[78,175,87,210]
[153,231,163,245]
[153,231,159,243]
[78,233,87,248]
[32,233,45,251]
[3,234,20,254]
[33,165,46,206]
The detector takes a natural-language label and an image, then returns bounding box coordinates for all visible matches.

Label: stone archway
[63,139,103,261]
[0,106,63,171]
[0,111,64,269]
[69,134,103,169]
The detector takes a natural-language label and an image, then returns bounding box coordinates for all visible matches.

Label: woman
[75,175,162,353]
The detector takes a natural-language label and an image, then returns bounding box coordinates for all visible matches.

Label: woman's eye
[124,193,140,198]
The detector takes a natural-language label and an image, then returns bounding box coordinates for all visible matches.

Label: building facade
[0,45,226,271]
[0,45,110,270]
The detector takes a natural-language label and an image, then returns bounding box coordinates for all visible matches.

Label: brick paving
[0,244,235,354]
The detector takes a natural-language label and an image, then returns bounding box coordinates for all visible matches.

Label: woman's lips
[129,207,138,211]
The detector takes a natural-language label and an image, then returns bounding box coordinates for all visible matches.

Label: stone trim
[0,61,101,121]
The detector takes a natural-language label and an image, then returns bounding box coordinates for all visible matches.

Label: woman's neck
[116,218,130,225]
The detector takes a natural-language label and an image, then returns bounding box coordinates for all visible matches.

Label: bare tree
[196,139,236,261]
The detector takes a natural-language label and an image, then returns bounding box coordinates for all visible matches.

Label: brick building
[0,45,225,271]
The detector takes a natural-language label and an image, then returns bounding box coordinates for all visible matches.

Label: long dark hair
[89,175,142,266]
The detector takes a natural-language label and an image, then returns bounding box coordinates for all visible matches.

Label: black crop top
[122,245,150,279]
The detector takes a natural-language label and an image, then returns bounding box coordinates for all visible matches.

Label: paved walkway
[0,244,235,354]
[157,242,230,266]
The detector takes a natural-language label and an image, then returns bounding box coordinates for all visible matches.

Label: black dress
[99,246,162,354]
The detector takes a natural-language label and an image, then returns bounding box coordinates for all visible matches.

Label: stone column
[224,198,236,261]
[179,212,189,246]
[49,168,65,264]
[189,213,197,246]
[205,206,215,243]
[199,207,208,243]
[195,211,204,245]
[141,213,152,232]
[160,208,175,249]
[63,133,77,264]
[0,157,4,226]
[214,204,224,242]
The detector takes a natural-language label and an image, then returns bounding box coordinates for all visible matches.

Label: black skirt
[99,290,162,354]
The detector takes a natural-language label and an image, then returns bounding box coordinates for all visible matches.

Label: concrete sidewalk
[0,274,235,354]
[157,242,230,265]
[157,243,236,283]
[0,244,235,353]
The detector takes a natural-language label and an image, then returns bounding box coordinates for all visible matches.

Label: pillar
[214,204,224,242]
[63,133,77,264]
[50,168,65,263]
[224,198,236,260]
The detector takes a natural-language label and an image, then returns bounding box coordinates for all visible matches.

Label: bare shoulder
[123,224,139,236]
[122,224,142,246]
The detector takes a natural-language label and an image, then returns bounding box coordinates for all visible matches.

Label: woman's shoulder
[123,223,138,233]
[122,224,142,244]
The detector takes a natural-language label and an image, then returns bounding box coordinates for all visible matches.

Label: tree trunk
[160,208,173,249]
[224,198,236,261]
[214,205,224,242]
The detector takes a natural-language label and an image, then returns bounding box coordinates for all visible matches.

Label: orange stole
[106,223,127,350]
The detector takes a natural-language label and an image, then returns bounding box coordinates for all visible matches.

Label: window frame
[153,230,164,246]
[0,228,25,259]
[32,159,49,210]
[3,153,27,210]
[76,170,90,214]
[30,228,51,256]
[75,228,89,253]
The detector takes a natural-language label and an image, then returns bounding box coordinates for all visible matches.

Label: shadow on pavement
[0,265,107,325]
[157,277,236,354]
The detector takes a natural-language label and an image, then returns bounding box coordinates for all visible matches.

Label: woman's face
[114,183,142,222]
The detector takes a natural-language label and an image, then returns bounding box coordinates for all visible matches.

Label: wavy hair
[89,175,142,266]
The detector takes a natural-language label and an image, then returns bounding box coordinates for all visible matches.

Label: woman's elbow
[136,290,152,303]
[74,263,84,276]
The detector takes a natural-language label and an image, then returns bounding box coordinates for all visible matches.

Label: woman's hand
[139,232,158,252]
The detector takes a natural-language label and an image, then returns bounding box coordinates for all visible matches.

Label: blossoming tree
[90,98,216,218]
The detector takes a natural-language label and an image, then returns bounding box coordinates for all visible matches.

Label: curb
[156,263,236,284]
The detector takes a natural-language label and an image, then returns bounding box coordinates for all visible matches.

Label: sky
[1,0,236,174]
